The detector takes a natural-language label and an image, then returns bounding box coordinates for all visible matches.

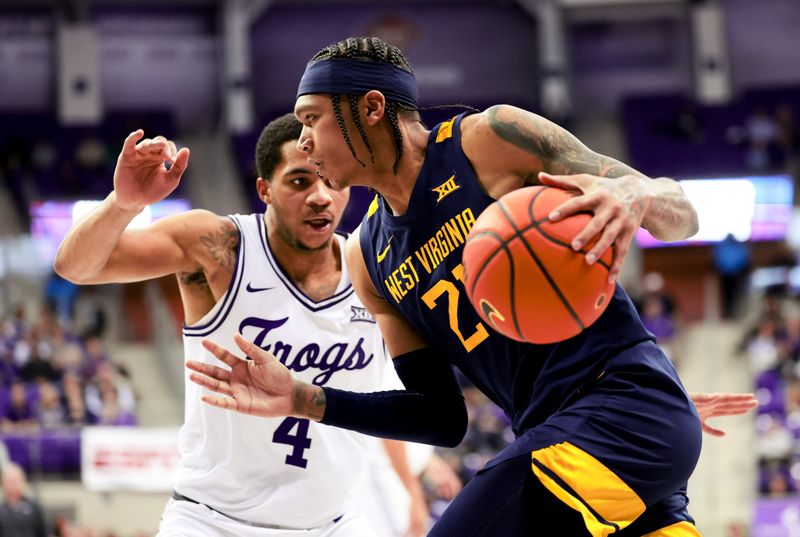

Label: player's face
[262,141,349,252]
[295,94,368,191]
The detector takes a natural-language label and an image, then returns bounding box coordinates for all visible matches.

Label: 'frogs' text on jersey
[179,213,387,528]
[359,112,654,442]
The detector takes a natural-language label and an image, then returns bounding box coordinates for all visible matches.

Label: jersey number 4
[273,417,312,468]
[421,263,489,352]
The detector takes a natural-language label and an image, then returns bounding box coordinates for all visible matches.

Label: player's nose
[307,179,333,206]
[297,129,313,156]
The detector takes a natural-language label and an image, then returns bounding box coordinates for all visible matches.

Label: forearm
[291,380,327,421]
[305,348,468,447]
[53,191,140,283]
[320,387,467,447]
[640,176,699,242]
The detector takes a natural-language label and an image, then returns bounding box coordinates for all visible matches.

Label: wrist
[108,191,145,215]
[292,380,326,421]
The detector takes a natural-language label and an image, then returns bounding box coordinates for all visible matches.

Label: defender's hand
[186,333,296,418]
[423,454,462,500]
[113,129,190,213]
[539,172,649,284]
[690,392,758,437]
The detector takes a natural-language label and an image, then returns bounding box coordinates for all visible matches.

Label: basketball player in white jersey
[54,114,427,536]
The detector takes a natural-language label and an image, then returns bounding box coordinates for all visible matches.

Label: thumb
[538,171,580,191]
[167,147,190,182]
[702,423,725,437]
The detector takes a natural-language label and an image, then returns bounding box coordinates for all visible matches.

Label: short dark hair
[309,37,416,173]
[255,113,303,180]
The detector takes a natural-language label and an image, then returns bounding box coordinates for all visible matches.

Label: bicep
[471,105,647,183]
[345,231,428,358]
[96,210,218,283]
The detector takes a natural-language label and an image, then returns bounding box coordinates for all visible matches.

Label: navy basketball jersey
[359,112,655,435]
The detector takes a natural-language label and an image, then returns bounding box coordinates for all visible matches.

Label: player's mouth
[304,216,333,233]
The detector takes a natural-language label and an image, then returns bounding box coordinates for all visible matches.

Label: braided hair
[309,37,416,173]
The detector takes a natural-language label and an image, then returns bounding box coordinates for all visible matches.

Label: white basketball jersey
[176,213,389,528]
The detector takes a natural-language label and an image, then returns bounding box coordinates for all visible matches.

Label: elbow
[436,400,468,448]
[52,256,70,280]
[686,206,700,239]
[53,256,86,285]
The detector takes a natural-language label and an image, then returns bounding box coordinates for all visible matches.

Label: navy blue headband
[296,58,419,109]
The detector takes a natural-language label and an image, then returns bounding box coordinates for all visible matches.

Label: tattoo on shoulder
[487,106,644,179]
[199,221,239,273]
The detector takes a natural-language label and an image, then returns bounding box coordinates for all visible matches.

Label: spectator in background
[745,316,782,375]
[78,335,109,382]
[35,381,66,430]
[61,372,87,426]
[3,305,27,342]
[44,272,79,327]
[713,233,751,319]
[0,351,18,387]
[18,351,59,384]
[74,133,109,174]
[745,105,780,171]
[0,462,50,537]
[84,362,136,425]
[1,382,37,433]
[29,136,57,175]
[636,271,678,360]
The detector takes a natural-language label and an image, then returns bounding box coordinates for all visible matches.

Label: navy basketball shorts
[430,341,704,537]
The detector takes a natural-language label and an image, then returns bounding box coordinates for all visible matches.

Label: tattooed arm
[55,129,239,287]
[54,204,236,285]
[461,105,699,281]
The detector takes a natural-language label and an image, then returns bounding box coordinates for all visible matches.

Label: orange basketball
[463,186,615,344]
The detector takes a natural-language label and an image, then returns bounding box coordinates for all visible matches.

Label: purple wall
[250,3,539,119]
[0,12,53,111]
[568,15,693,114]
[2,1,798,128]
[94,8,219,131]
[0,9,218,130]
[725,0,800,90]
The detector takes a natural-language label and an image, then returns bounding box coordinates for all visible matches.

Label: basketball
[463,186,615,344]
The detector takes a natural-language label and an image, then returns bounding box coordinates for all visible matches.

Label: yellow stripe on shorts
[531,442,646,537]
[643,521,702,537]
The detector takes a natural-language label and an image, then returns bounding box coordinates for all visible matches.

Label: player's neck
[263,215,342,298]
[369,121,429,217]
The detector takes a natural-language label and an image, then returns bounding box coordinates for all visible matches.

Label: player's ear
[257,177,272,205]
[363,90,386,126]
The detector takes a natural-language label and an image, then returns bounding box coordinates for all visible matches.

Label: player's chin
[298,226,336,251]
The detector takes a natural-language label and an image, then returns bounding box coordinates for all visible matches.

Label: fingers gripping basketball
[463,186,615,344]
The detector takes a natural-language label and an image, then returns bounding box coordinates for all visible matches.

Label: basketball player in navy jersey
[54,113,430,537]
[187,38,758,536]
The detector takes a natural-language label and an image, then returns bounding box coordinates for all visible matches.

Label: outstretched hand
[690,392,759,437]
[538,171,648,284]
[113,129,190,212]
[186,333,296,418]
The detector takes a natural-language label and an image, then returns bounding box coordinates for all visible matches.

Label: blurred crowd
[739,289,800,496]
[0,303,137,435]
